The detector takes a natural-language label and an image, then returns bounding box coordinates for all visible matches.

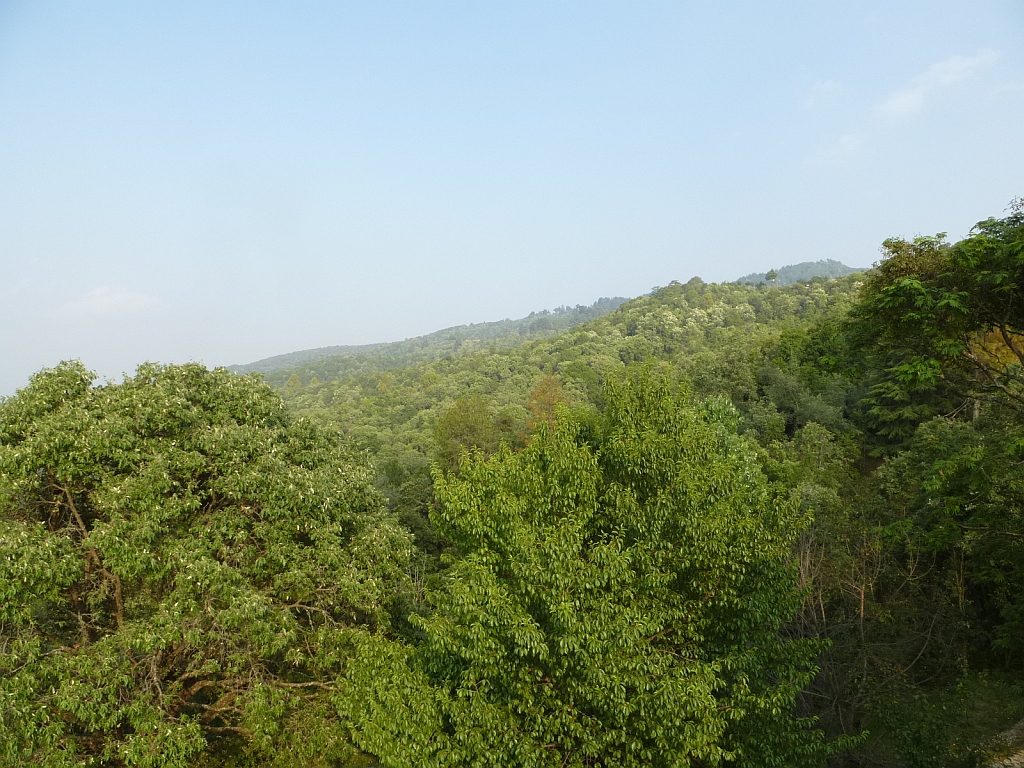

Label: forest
[2,205,1023,767]
[737,259,863,286]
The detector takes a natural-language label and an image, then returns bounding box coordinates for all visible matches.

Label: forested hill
[5,208,1024,768]
[237,261,863,383]
[739,258,864,285]
[276,274,867,468]
[273,219,1024,766]
[230,296,627,378]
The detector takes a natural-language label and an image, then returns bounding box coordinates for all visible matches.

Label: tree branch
[999,324,1024,367]
[203,726,252,737]
[58,484,124,630]
[275,681,335,690]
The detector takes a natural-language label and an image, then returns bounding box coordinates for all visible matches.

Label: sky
[1,1,1022,395]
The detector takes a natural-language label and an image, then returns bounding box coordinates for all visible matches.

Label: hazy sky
[1,1,1022,394]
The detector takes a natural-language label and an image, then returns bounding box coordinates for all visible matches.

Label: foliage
[432,394,523,475]
[341,373,835,767]
[0,362,410,767]
[739,260,863,286]
[850,210,1024,445]
[277,275,863,492]
[7,205,1024,767]
[233,298,627,380]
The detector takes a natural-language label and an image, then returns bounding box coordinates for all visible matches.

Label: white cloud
[62,286,158,318]
[879,50,996,117]
[813,132,864,165]
[801,79,843,110]
[991,80,1024,97]
[836,133,862,155]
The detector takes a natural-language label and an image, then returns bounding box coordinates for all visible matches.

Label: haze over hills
[737,259,866,285]
[229,297,628,377]
[8,208,1024,767]
[233,260,865,379]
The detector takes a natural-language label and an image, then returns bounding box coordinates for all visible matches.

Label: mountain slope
[233,261,866,380]
[230,297,627,378]
[278,274,863,462]
[738,259,865,285]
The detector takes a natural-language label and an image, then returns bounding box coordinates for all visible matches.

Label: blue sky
[1,1,1022,394]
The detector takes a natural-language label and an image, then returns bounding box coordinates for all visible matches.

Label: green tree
[283,372,303,396]
[341,373,835,767]
[879,415,1024,657]
[433,395,505,474]
[0,362,410,767]
[526,374,566,433]
[850,207,1024,443]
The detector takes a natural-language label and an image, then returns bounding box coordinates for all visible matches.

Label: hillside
[230,296,627,378]
[237,262,865,384]
[279,274,863,472]
[738,258,864,285]
[6,208,1024,768]
[271,223,1024,767]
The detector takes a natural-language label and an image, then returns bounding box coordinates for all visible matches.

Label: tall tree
[433,395,505,474]
[0,362,410,767]
[341,372,836,767]
[850,206,1024,443]
[526,374,566,433]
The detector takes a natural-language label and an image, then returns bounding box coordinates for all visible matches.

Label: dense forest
[229,297,628,378]
[2,206,1022,767]
[738,259,865,286]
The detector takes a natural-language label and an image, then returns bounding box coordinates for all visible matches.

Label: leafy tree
[340,373,835,767]
[0,362,410,767]
[739,260,862,287]
[284,372,303,396]
[878,416,1024,658]
[850,208,1024,443]
[433,394,519,474]
[526,375,566,433]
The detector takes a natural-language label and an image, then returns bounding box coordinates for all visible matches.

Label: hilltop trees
[341,373,835,767]
[851,207,1024,442]
[5,203,1023,766]
[786,208,1024,765]
[845,207,1024,664]
[0,363,410,767]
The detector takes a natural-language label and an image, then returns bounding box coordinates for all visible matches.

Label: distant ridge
[232,261,867,380]
[230,297,628,376]
[737,259,866,286]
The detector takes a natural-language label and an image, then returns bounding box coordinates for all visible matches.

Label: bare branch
[999,324,1024,367]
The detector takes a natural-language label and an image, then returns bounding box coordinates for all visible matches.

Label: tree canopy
[341,373,835,767]
[0,362,410,767]
[851,208,1024,442]
[5,203,1024,767]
